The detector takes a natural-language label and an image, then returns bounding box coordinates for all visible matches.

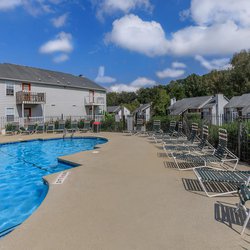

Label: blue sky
[0,0,250,92]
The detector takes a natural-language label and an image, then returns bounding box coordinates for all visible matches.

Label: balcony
[16,91,46,104]
[85,96,105,106]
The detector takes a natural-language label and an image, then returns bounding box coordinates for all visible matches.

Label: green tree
[167,80,185,100]
[107,92,119,106]
[230,50,250,95]
[124,100,140,112]
[152,88,170,116]
[183,74,206,97]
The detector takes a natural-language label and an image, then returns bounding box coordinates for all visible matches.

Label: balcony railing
[85,96,105,106]
[16,91,46,104]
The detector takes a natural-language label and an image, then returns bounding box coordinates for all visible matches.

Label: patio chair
[46,123,55,133]
[163,123,199,151]
[154,121,176,143]
[147,120,162,137]
[170,128,239,171]
[134,119,145,135]
[164,124,213,154]
[79,121,91,133]
[235,184,250,235]
[193,167,250,197]
[67,121,78,133]
[27,123,36,134]
[55,120,65,133]
[175,121,186,138]
[20,123,35,135]
[36,123,45,133]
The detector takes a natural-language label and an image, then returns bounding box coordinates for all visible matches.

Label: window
[6,82,14,96]
[5,108,15,122]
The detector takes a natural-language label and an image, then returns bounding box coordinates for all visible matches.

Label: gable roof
[168,96,213,115]
[242,105,250,115]
[0,63,106,91]
[107,106,121,113]
[134,103,151,114]
[202,97,216,109]
[224,93,250,109]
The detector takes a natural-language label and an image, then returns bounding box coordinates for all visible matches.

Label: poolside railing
[0,115,104,130]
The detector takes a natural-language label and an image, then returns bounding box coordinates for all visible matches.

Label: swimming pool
[0,137,107,237]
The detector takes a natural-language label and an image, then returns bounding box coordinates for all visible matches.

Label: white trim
[5,107,15,116]
[5,81,15,96]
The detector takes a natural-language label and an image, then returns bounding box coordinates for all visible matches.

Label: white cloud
[172,62,186,69]
[21,0,53,16]
[156,68,185,79]
[51,13,68,28]
[39,32,73,54]
[195,55,232,70]
[106,0,250,57]
[0,0,22,10]
[105,14,169,57]
[169,21,250,56]
[95,66,116,84]
[0,0,61,15]
[109,77,156,92]
[93,0,152,20]
[130,77,155,87]
[190,0,250,27]
[53,54,69,63]
[156,61,186,79]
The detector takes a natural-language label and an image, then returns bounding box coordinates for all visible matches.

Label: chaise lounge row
[5,120,92,135]
[147,120,250,235]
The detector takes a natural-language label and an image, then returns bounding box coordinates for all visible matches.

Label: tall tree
[152,88,170,116]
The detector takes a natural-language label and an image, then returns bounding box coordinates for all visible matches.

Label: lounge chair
[164,124,213,154]
[193,167,250,197]
[20,123,35,135]
[163,123,200,152]
[36,123,45,133]
[46,123,55,133]
[147,120,162,137]
[134,119,145,135]
[79,121,91,133]
[55,120,65,133]
[67,121,78,133]
[27,123,36,134]
[170,128,239,171]
[153,121,176,143]
[235,184,250,235]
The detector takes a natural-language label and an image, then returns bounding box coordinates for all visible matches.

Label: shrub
[65,118,71,129]
[5,123,13,131]
[78,119,84,129]
[54,120,59,129]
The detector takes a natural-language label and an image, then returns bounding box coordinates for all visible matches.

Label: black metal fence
[183,114,250,164]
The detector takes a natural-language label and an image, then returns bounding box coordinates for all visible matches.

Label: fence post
[238,119,242,158]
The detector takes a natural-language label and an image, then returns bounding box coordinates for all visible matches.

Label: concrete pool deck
[0,132,250,249]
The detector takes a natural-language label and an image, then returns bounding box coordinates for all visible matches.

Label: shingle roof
[168,96,213,115]
[224,93,250,109]
[202,97,216,109]
[134,103,151,114]
[0,63,106,91]
[107,106,121,113]
[242,105,250,115]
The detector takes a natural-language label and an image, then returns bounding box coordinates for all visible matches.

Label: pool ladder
[63,129,75,139]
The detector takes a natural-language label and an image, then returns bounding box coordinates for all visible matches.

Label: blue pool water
[0,137,107,237]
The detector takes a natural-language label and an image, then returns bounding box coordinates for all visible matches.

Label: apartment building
[0,63,106,128]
